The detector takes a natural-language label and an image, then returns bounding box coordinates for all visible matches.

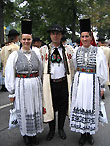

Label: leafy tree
[19,0,78,42]
[1,0,110,45]
[0,0,4,45]
[0,0,16,45]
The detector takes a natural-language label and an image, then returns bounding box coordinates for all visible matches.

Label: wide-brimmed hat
[8,29,20,36]
[47,24,65,34]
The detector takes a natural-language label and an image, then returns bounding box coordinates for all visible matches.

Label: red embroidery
[68,54,72,60]
[30,74,33,77]
[82,68,85,72]
[23,74,27,78]
[91,69,93,72]
[43,107,46,114]
[42,55,44,61]
[45,53,48,61]
[18,74,20,78]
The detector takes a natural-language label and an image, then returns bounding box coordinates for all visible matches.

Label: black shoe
[87,134,94,145]
[79,134,87,146]
[23,136,32,146]
[1,85,7,92]
[58,129,66,140]
[102,94,105,99]
[31,136,39,145]
[46,131,55,141]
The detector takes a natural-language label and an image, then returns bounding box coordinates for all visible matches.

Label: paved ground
[0,86,110,146]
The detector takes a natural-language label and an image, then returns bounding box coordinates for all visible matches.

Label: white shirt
[50,45,66,79]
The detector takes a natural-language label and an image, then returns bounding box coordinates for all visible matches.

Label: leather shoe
[58,129,66,140]
[23,136,32,146]
[31,136,39,145]
[87,134,94,145]
[79,134,86,146]
[46,131,55,141]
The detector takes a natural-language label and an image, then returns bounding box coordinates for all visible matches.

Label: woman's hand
[10,97,15,102]
[101,89,104,97]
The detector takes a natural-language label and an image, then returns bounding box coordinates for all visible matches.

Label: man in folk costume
[0,29,20,91]
[40,24,74,141]
[70,19,107,146]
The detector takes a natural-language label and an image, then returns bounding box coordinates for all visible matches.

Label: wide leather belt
[16,72,39,78]
[77,67,96,73]
[51,76,66,83]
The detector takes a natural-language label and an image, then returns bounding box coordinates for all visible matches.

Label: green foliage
[3,0,15,24]
[1,0,110,44]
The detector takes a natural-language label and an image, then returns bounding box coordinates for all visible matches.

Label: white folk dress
[70,45,107,135]
[5,49,43,136]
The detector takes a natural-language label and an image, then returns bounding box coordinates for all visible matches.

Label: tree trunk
[0,0,4,46]
[71,1,77,43]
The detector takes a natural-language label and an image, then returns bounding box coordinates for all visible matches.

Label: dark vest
[15,50,39,74]
[76,46,97,70]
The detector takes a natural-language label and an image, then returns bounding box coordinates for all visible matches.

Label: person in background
[0,43,5,90]
[61,36,67,45]
[32,37,42,48]
[40,24,74,141]
[107,40,110,48]
[0,29,20,91]
[0,45,3,90]
[5,19,43,146]
[97,37,110,91]
[70,18,107,146]
[74,38,80,49]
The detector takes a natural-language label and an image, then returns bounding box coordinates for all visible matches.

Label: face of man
[80,32,92,48]
[15,35,19,42]
[50,31,62,47]
[21,34,32,50]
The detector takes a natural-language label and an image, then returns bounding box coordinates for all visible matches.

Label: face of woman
[80,32,92,48]
[21,34,32,50]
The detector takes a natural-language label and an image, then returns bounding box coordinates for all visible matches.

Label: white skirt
[15,76,43,136]
[70,71,100,135]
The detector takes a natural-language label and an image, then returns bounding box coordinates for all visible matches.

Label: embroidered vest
[15,50,39,74]
[76,46,97,71]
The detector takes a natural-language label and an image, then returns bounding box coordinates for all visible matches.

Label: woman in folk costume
[70,19,107,146]
[40,24,74,141]
[5,19,43,146]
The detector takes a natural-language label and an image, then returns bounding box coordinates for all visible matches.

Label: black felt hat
[47,24,65,34]
[8,29,20,36]
[80,18,91,33]
[21,19,32,34]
